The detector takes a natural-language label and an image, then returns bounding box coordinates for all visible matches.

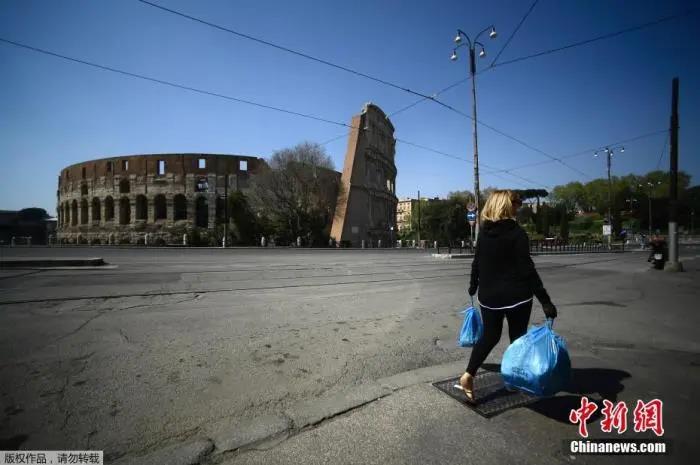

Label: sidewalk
[214,347,696,465]
[211,261,699,465]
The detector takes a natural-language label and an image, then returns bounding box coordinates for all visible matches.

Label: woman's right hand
[543,302,558,319]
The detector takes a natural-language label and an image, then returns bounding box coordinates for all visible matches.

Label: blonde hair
[480,190,520,222]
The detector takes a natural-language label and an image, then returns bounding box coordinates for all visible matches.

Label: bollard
[329,238,333,248]
[183,234,187,246]
[108,233,114,245]
[27,237,32,247]
[461,240,465,248]
[433,240,437,249]
[397,240,401,248]
[11,237,16,247]
[144,233,149,246]
[361,239,365,249]
[412,239,416,248]
[378,239,382,248]
[297,236,302,247]
[261,236,267,247]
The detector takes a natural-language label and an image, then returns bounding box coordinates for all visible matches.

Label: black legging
[466,300,533,376]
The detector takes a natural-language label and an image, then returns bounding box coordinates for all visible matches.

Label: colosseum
[56,154,266,245]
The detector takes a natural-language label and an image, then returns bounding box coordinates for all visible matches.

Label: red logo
[569,396,598,438]
[569,397,664,437]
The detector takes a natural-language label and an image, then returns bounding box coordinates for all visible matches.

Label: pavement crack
[118,328,130,343]
[50,313,103,345]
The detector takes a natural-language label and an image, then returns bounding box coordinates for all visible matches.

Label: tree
[551,182,585,212]
[249,142,341,246]
[227,191,259,244]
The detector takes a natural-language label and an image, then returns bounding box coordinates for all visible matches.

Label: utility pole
[451,25,497,244]
[647,192,652,236]
[223,173,228,248]
[416,190,421,245]
[595,146,624,248]
[666,77,682,271]
[469,45,481,243]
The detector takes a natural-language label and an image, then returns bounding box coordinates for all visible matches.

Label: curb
[0,257,106,268]
[109,360,465,464]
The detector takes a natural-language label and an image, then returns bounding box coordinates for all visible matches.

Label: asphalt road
[1,247,699,464]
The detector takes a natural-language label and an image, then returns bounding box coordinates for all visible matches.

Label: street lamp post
[594,146,624,247]
[639,181,661,236]
[450,25,497,243]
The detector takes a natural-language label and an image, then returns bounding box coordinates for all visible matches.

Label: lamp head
[479,48,486,58]
[489,27,497,39]
[454,33,462,44]
[450,50,458,61]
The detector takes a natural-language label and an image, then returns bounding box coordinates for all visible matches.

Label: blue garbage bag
[501,319,571,396]
[457,303,483,347]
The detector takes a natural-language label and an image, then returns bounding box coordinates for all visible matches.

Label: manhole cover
[432,370,538,418]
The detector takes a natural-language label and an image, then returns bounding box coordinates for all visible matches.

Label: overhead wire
[491,9,695,69]
[135,0,437,101]
[136,0,690,182]
[489,0,539,67]
[482,129,668,174]
[655,133,669,170]
[0,37,351,129]
[0,36,547,189]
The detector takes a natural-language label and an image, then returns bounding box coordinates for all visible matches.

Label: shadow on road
[481,363,631,424]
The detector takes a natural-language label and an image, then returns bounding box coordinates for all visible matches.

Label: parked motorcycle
[647,236,667,270]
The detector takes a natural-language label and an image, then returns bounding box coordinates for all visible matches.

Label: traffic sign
[466,211,477,222]
[467,203,477,212]
[602,225,612,236]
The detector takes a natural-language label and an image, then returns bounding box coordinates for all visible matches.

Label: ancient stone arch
[119,197,131,225]
[174,194,187,221]
[135,195,147,221]
[92,197,101,222]
[154,194,167,221]
[104,196,114,221]
[195,196,208,228]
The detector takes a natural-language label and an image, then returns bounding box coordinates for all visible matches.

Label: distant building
[53,104,400,246]
[331,103,398,246]
[0,208,56,245]
[395,197,442,232]
[56,153,266,244]
[396,198,415,232]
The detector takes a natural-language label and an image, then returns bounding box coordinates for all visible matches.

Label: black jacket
[469,219,552,308]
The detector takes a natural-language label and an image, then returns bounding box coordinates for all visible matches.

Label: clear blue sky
[1,0,698,213]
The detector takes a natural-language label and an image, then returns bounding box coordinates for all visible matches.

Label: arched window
[154,194,167,221]
[120,179,130,194]
[135,195,147,221]
[195,196,208,228]
[104,196,115,221]
[174,194,187,221]
[216,196,226,223]
[92,198,101,222]
[119,197,131,225]
[80,199,88,224]
[69,201,75,225]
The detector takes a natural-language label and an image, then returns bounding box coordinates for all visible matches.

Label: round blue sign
[466,211,477,221]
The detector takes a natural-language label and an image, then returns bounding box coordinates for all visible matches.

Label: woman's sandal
[455,372,477,404]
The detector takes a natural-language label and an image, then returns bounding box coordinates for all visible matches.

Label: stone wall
[56,154,266,244]
[330,103,398,246]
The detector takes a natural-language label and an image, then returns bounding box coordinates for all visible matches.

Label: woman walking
[459,190,557,402]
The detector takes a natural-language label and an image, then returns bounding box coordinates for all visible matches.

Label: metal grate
[432,370,538,418]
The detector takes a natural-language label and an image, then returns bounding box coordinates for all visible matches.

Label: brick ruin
[56,154,265,245]
[331,103,398,246]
